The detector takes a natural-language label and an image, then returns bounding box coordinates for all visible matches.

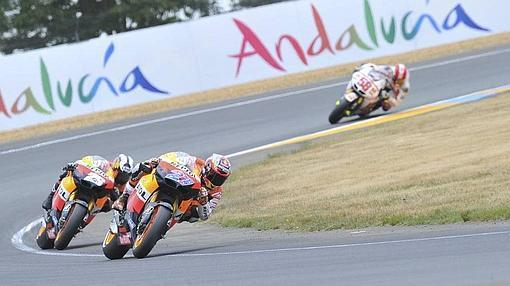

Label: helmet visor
[205,171,227,187]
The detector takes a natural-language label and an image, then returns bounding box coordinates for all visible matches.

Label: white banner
[0,0,508,132]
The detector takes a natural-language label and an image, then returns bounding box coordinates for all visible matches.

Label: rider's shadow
[123,244,231,260]
[346,112,388,123]
[66,242,102,250]
[108,244,228,261]
[151,245,231,258]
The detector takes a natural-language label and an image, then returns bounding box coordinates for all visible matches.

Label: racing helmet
[112,154,134,185]
[391,63,408,86]
[202,154,231,189]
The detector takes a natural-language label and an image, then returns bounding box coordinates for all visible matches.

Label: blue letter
[120,67,168,95]
[443,4,490,31]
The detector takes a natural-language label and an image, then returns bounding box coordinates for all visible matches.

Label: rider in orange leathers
[42,154,134,212]
[113,152,231,223]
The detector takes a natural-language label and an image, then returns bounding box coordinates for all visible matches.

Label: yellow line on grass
[228,102,461,157]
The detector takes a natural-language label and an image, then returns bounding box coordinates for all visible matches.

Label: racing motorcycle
[328,71,386,124]
[102,159,201,259]
[36,164,117,250]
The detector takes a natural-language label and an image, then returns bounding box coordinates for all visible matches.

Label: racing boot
[112,192,129,212]
[42,181,61,210]
[41,189,56,210]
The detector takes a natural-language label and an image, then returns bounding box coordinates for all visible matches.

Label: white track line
[11,218,102,257]
[1,47,510,156]
[12,219,510,258]
[170,230,510,257]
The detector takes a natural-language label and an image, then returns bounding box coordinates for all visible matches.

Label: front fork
[129,198,177,242]
[337,95,364,116]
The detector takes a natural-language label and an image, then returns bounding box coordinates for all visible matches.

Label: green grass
[211,94,510,231]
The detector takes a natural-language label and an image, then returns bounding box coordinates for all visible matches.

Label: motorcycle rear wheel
[328,98,351,124]
[132,206,172,259]
[102,231,130,260]
[54,204,87,250]
[35,224,55,249]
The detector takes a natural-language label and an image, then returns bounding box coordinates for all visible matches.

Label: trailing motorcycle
[36,163,117,250]
[102,159,201,259]
[328,71,386,124]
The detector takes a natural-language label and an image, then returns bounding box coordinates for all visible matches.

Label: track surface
[1,45,510,285]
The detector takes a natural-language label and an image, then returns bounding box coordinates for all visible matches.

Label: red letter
[229,19,285,76]
[0,89,11,118]
[307,5,334,56]
[276,35,308,65]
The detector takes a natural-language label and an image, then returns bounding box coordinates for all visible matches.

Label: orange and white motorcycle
[102,159,201,259]
[36,163,117,250]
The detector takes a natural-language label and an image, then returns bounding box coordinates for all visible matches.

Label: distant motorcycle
[36,164,117,250]
[328,71,386,124]
[102,160,201,259]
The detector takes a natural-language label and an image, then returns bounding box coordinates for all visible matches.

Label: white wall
[0,0,508,132]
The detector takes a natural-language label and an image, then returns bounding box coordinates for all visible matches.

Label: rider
[352,63,410,112]
[112,152,232,223]
[41,154,134,212]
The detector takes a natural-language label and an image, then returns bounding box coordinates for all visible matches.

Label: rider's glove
[197,187,209,205]
[147,157,160,168]
[379,90,390,100]
[62,163,76,172]
[110,187,120,202]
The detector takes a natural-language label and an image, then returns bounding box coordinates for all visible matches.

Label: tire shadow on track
[121,245,230,260]
[65,242,102,250]
[335,113,388,125]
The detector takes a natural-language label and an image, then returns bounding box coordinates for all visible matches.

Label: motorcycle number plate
[84,173,106,186]
[344,92,358,102]
[353,73,379,98]
[165,170,194,186]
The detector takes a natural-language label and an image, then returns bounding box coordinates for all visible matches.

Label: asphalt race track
[1,45,510,286]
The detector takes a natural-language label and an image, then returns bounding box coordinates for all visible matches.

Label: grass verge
[211,94,510,231]
[1,32,510,144]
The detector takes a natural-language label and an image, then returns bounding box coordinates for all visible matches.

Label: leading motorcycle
[36,164,117,250]
[102,159,201,259]
[328,71,386,124]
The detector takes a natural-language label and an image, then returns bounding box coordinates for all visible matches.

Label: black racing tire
[102,230,131,260]
[54,204,87,250]
[132,206,172,259]
[328,98,351,124]
[35,224,55,249]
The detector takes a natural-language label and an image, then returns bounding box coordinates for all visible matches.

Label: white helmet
[112,154,134,185]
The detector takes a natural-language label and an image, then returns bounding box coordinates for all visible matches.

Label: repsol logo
[169,161,197,179]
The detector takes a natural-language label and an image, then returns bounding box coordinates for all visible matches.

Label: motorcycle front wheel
[54,204,87,250]
[102,230,131,260]
[35,224,55,249]
[328,98,351,124]
[132,206,172,259]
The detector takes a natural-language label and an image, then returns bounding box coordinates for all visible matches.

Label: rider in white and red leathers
[349,63,410,114]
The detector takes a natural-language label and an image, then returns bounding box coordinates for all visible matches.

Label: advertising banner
[0,0,507,132]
